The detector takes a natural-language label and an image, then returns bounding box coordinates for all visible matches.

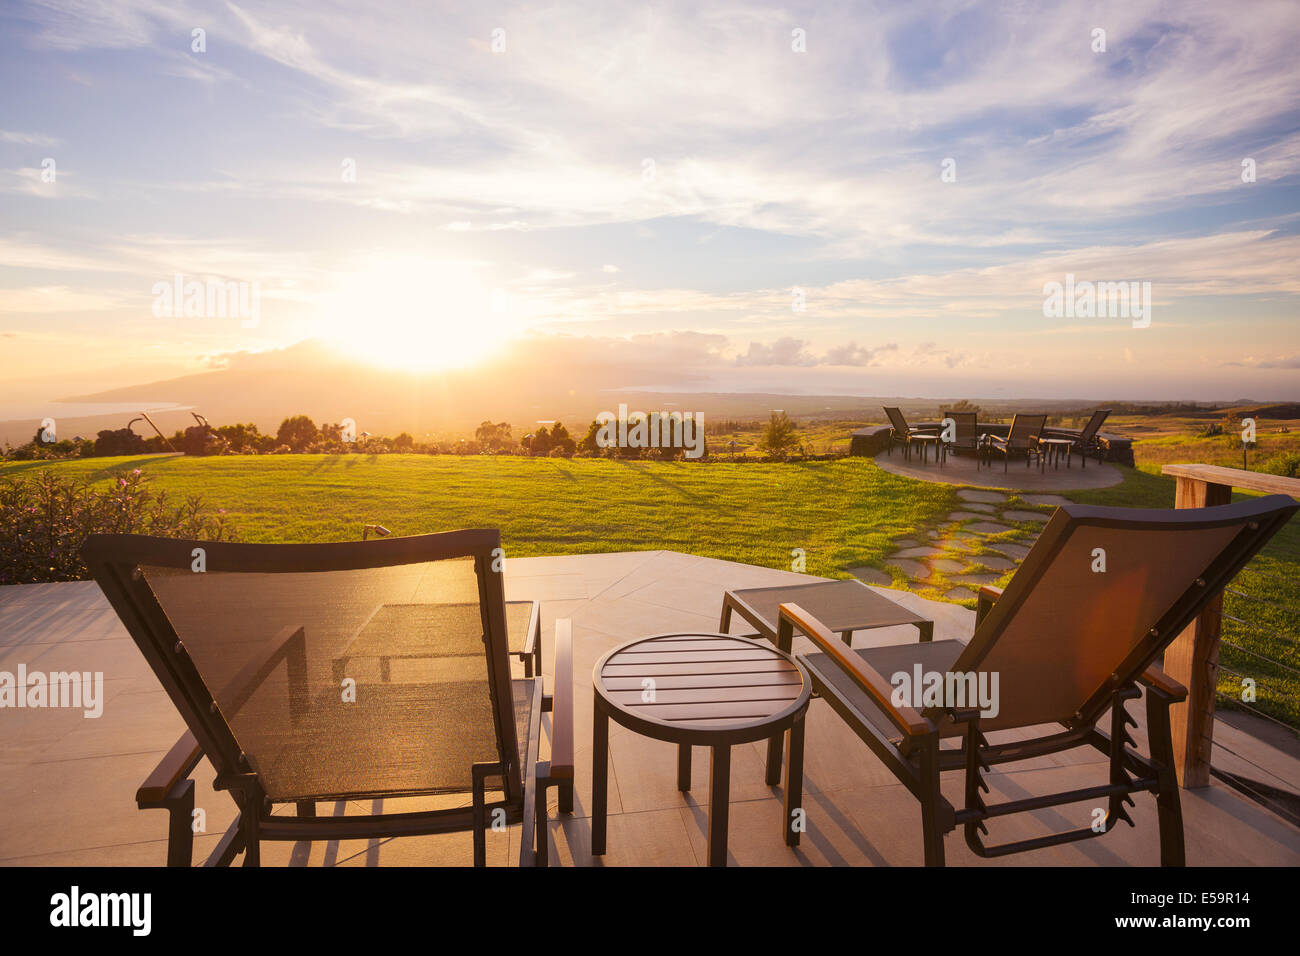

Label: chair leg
[535,777,550,867]
[765,731,782,786]
[471,765,490,867]
[1146,690,1187,866]
[239,804,260,867]
[918,734,945,866]
[161,779,196,867]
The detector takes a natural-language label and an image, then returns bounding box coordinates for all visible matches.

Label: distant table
[909,433,942,464]
[721,578,933,647]
[1038,437,1074,469]
[590,633,811,866]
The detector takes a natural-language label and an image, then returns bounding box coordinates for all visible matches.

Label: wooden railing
[1161,463,1300,788]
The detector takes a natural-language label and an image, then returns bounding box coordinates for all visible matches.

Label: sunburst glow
[322,256,516,372]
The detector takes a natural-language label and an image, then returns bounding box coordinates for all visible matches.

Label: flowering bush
[0,469,238,585]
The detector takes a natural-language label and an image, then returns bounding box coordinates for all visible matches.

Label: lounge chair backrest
[942,411,978,442]
[1005,413,1047,446]
[883,406,910,436]
[937,496,1297,735]
[1078,408,1111,441]
[82,529,521,804]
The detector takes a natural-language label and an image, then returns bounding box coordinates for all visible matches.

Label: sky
[1,0,1298,406]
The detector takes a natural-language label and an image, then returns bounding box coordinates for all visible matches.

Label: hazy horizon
[2,1,1299,408]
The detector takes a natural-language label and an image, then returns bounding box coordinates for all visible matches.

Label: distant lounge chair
[1062,408,1112,468]
[83,529,573,867]
[774,495,1298,865]
[883,406,939,462]
[940,410,981,463]
[984,413,1047,472]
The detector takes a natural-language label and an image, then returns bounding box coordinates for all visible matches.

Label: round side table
[590,632,811,866]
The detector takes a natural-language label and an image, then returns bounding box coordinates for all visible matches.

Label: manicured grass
[0,453,956,579]
[4,450,1295,731]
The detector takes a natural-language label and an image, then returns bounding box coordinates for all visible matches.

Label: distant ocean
[0,401,191,422]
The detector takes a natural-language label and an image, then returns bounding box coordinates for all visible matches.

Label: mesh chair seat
[247,678,535,802]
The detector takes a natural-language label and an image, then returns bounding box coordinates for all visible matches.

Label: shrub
[0,469,239,585]
[1261,452,1300,479]
[758,411,799,456]
[276,415,319,451]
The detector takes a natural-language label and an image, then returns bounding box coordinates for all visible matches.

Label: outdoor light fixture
[362,524,390,540]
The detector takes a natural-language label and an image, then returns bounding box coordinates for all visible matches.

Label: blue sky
[1,0,1298,403]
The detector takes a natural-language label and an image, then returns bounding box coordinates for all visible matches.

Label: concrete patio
[2,551,1298,867]
[872,449,1124,491]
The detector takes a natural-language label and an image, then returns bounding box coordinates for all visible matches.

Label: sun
[322,256,515,372]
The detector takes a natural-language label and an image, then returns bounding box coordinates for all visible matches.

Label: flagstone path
[850,489,1073,604]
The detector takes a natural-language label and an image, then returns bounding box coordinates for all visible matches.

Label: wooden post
[1164,475,1232,788]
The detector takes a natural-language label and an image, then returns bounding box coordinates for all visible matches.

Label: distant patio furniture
[883,406,939,463]
[940,410,981,465]
[83,529,573,867]
[590,633,811,866]
[1038,436,1074,469]
[773,495,1298,865]
[1066,408,1112,468]
[984,413,1048,472]
[720,579,933,646]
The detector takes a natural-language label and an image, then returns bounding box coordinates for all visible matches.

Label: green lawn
[3,451,1295,731]
[0,453,956,579]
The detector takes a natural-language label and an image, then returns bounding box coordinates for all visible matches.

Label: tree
[758,411,798,456]
[579,420,603,455]
[475,421,513,452]
[216,422,261,453]
[93,428,146,457]
[276,415,319,452]
[549,421,576,456]
[393,432,414,451]
[525,426,551,457]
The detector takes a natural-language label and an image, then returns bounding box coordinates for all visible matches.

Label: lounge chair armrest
[137,730,202,806]
[778,603,933,738]
[549,618,574,780]
[975,585,1003,627]
[1138,664,1188,702]
[522,600,540,661]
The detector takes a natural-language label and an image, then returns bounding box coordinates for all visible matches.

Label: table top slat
[606,685,801,706]
[603,660,797,677]
[601,671,804,691]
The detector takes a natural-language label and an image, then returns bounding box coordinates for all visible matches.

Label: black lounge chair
[883,406,939,462]
[83,528,573,867]
[774,495,1298,866]
[1066,408,1112,468]
[941,410,981,463]
[985,413,1047,472]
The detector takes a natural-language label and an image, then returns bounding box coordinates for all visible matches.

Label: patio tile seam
[0,831,223,865]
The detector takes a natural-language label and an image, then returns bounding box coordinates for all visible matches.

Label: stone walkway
[852,490,1073,603]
